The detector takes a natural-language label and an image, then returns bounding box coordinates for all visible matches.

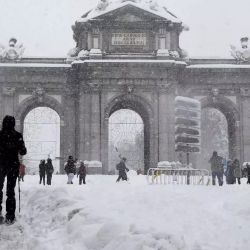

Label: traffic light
[175,96,201,154]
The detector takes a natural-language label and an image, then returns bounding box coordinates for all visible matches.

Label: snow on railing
[147,168,210,185]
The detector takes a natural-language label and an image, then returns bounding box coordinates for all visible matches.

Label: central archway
[103,94,154,174]
[109,109,144,173]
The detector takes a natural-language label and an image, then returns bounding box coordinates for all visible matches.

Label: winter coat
[39,162,46,175]
[19,164,26,176]
[77,163,86,177]
[45,160,54,175]
[246,165,250,176]
[64,159,76,175]
[116,161,129,173]
[226,161,236,184]
[209,155,223,172]
[0,116,27,169]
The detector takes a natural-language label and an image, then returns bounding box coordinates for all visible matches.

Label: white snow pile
[1,174,250,250]
[78,0,181,24]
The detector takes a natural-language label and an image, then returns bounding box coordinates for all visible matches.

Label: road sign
[175,96,201,154]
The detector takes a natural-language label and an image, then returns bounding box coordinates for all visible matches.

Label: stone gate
[0,1,249,173]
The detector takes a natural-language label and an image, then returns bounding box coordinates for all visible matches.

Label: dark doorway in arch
[196,108,229,169]
[109,109,144,173]
[107,99,151,174]
[22,107,60,174]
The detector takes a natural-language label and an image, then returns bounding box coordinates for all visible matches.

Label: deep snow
[0,173,249,250]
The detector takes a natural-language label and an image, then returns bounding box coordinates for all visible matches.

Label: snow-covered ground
[0,172,249,250]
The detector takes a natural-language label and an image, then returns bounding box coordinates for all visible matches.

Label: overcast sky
[0,0,249,58]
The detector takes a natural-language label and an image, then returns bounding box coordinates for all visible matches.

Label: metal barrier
[147,168,210,185]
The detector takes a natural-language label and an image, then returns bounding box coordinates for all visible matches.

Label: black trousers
[47,174,52,185]
[212,171,223,186]
[79,175,86,185]
[39,174,45,185]
[0,167,19,219]
[116,171,127,182]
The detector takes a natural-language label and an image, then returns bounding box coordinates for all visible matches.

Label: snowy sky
[0,0,249,58]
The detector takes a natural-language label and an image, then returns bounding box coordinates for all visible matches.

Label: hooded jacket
[0,116,27,167]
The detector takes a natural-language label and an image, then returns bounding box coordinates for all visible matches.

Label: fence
[147,168,210,185]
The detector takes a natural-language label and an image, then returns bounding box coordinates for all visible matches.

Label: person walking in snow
[0,115,27,224]
[209,151,224,186]
[233,159,242,185]
[19,161,26,182]
[116,157,129,182]
[45,158,54,185]
[64,156,76,184]
[77,161,87,185]
[225,159,235,184]
[39,159,46,185]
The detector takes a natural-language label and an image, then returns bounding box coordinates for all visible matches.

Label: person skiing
[0,115,27,224]
[64,156,76,184]
[209,151,224,186]
[39,159,46,185]
[77,161,87,185]
[246,163,250,184]
[233,159,242,185]
[116,157,129,182]
[45,158,54,185]
[19,161,26,182]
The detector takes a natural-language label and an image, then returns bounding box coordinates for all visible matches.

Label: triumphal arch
[0,0,250,173]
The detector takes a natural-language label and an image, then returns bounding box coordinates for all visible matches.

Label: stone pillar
[63,91,76,159]
[79,88,92,161]
[158,86,175,162]
[90,89,101,161]
[240,93,250,162]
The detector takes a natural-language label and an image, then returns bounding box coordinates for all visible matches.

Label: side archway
[102,94,155,174]
[15,96,65,172]
[200,95,240,161]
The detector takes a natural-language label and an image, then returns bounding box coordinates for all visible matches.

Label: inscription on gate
[112,33,146,45]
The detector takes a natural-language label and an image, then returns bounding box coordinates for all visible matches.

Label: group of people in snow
[39,158,54,185]
[209,151,250,186]
[64,156,87,185]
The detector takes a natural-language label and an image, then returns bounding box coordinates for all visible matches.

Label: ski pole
[18,176,21,213]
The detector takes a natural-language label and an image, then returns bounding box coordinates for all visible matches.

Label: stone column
[63,90,76,159]
[79,88,92,161]
[239,91,250,162]
[158,85,175,162]
[89,84,101,161]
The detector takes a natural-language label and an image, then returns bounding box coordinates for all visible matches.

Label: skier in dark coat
[45,158,54,185]
[246,163,250,184]
[77,161,87,185]
[0,115,27,224]
[116,157,129,182]
[64,156,76,184]
[209,151,224,186]
[39,160,46,185]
